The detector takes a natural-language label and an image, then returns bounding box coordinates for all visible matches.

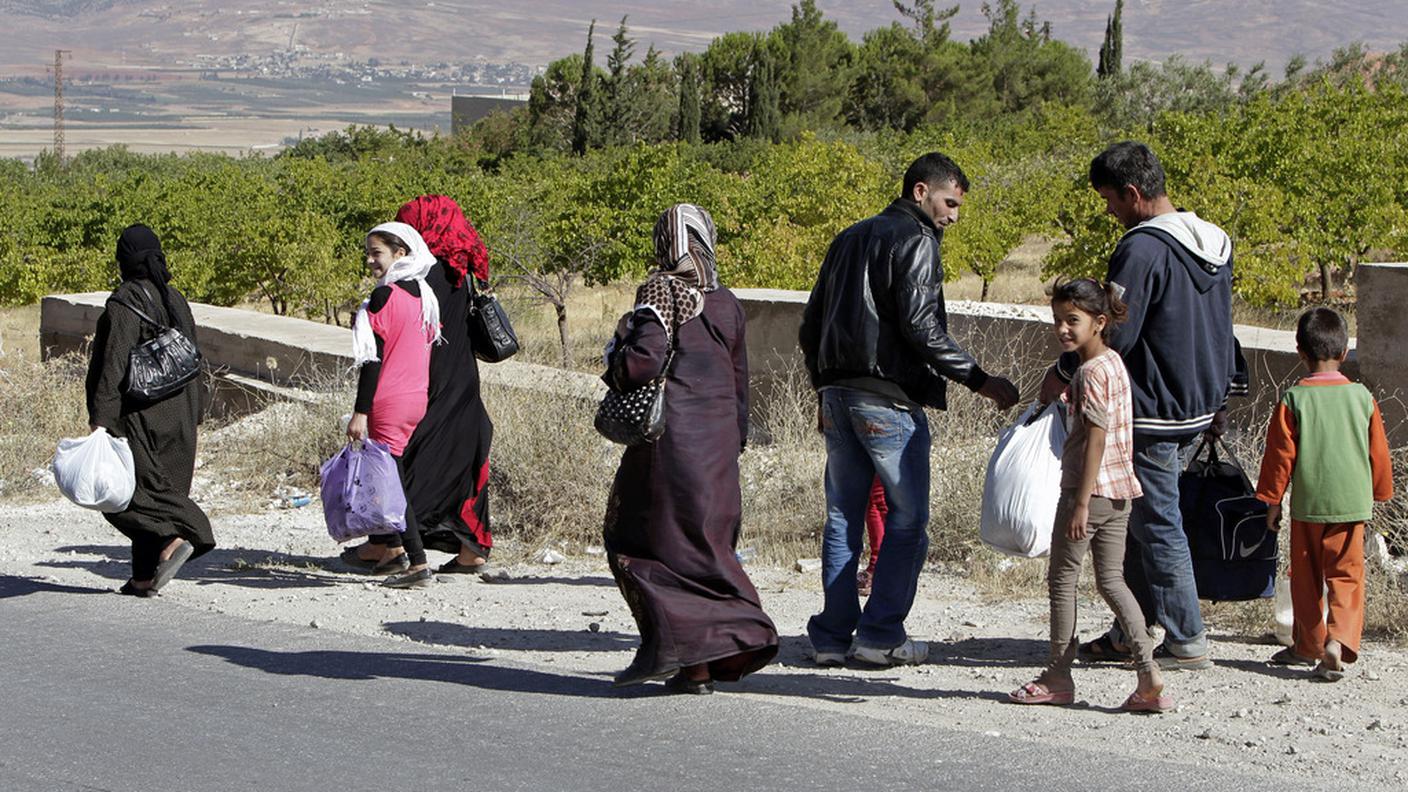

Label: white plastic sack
[979,402,1067,558]
[53,428,136,513]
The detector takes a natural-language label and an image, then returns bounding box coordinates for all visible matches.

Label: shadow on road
[769,633,1048,670]
[927,636,1049,667]
[188,640,981,702]
[382,620,638,652]
[0,574,111,599]
[481,574,617,587]
[733,671,1006,704]
[187,644,655,699]
[1212,657,1314,680]
[45,544,344,590]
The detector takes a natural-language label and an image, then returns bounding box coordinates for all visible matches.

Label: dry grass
[497,283,636,373]
[478,381,614,554]
[946,237,1056,305]
[197,377,352,513]
[5,283,1404,640]
[0,349,90,499]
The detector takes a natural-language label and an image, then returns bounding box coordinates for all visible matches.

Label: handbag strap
[1187,434,1255,491]
[656,287,684,380]
[1213,436,1255,491]
[109,282,170,331]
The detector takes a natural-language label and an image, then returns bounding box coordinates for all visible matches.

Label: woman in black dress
[340,195,496,575]
[85,225,215,596]
[604,204,778,694]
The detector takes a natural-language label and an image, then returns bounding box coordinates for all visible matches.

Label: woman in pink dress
[345,221,441,588]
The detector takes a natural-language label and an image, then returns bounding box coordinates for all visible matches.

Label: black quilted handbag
[468,280,519,363]
[595,349,674,446]
[110,285,202,402]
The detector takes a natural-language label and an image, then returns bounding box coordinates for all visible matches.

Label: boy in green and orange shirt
[1255,307,1393,681]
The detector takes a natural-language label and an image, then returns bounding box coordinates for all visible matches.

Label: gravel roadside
[4,495,1406,789]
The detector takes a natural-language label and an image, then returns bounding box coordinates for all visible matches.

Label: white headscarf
[351,222,443,366]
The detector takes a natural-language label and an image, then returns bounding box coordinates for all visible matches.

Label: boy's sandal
[1121,690,1175,713]
[1313,661,1346,682]
[1268,647,1316,667]
[1007,681,1074,706]
[1077,634,1133,663]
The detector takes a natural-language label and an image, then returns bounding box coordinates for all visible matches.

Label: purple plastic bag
[319,439,406,543]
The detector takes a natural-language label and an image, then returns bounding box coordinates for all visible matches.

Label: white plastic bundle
[53,428,136,513]
[979,402,1067,558]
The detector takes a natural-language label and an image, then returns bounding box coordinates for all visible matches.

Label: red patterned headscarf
[394,195,489,286]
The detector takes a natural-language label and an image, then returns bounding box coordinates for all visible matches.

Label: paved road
[1,574,1314,792]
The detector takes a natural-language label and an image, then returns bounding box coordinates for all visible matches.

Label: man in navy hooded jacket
[1041,141,1248,669]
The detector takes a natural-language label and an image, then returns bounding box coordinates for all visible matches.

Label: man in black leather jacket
[799,152,1019,668]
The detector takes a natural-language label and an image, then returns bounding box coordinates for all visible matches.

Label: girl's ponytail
[1052,277,1128,341]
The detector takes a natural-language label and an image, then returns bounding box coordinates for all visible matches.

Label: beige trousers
[1047,491,1156,675]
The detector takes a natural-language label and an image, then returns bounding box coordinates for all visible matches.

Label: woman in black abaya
[85,225,215,596]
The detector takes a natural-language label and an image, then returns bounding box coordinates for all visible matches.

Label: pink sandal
[1008,680,1074,706]
[1120,690,1174,713]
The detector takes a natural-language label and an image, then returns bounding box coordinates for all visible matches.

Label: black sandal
[119,580,157,598]
[664,672,715,695]
[1077,634,1132,663]
[437,559,491,575]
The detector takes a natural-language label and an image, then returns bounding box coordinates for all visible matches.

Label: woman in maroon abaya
[603,204,778,695]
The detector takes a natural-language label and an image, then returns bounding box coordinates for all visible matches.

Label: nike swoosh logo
[1237,538,1264,558]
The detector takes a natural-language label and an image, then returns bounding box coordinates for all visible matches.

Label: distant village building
[451,93,528,134]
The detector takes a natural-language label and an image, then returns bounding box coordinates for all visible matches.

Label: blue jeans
[1109,433,1209,657]
[807,388,931,653]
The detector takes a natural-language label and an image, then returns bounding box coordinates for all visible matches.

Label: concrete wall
[40,282,1400,442]
[40,293,604,419]
[734,288,1369,440]
[1353,263,1408,442]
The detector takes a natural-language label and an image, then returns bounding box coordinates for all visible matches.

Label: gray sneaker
[812,649,848,667]
[852,639,929,667]
[1153,645,1213,671]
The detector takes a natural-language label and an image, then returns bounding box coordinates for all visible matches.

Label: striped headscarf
[634,204,719,341]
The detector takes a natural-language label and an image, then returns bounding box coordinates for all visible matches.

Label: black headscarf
[115,224,172,285]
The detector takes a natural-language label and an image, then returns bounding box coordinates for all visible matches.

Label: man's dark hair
[902,152,969,198]
[1089,141,1166,199]
[1296,307,1349,362]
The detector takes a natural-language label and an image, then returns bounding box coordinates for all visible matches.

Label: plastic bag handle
[343,444,362,505]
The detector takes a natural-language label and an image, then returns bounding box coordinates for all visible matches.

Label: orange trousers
[1289,520,1365,663]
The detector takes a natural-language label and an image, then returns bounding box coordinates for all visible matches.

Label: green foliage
[773,0,854,135]
[1045,84,1408,305]
[7,13,1408,315]
[700,31,767,141]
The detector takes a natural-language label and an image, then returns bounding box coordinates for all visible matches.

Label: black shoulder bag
[109,283,202,402]
[594,299,678,446]
[468,278,519,363]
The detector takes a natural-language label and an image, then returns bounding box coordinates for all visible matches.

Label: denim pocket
[846,401,911,454]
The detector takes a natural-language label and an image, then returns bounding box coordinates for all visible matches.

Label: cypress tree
[604,16,634,146]
[1097,0,1124,79]
[745,47,781,142]
[571,20,597,154]
[677,54,701,144]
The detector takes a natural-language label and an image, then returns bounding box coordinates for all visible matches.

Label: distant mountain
[1,0,1405,76]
